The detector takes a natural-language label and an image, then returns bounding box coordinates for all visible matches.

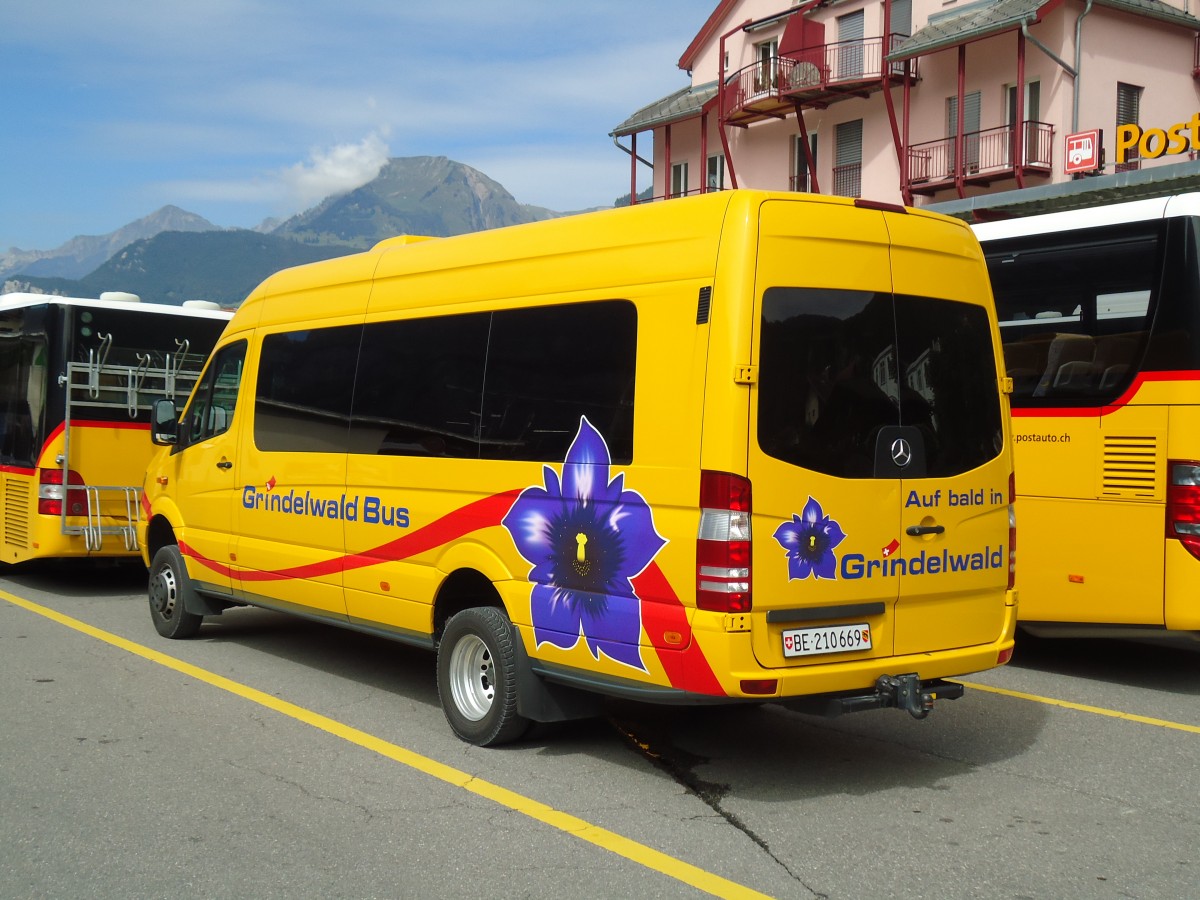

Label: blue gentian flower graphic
[773,497,847,581]
[503,417,665,671]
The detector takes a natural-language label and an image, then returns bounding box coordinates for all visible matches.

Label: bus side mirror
[152,398,179,445]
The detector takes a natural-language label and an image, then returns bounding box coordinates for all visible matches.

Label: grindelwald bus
[0,292,229,564]
[975,195,1200,640]
[141,191,1017,746]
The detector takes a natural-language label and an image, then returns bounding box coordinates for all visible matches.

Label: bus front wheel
[437,607,529,746]
[149,545,203,639]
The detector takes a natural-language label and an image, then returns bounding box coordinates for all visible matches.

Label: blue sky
[1,2,706,252]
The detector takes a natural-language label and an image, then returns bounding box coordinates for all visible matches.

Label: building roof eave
[926,159,1200,221]
[888,0,1200,62]
[678,0,741,71]
[609,81,719,138]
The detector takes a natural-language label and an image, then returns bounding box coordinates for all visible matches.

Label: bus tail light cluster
[38,468,87,517]
[1008,471,1017,591]
[1166,460,1200,560]
[696,470,752,612]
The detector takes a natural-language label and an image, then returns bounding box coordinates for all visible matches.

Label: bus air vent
[696,286,713,324]
[4,478,30,547]
[1100,435,1161,500]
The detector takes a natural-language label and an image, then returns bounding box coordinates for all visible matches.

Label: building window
[891,0,912,37]
[755,39,778,93]
[834,120,862,197]
[947,91,982,173]
[706,154,725,191]
[1116,82,1143,172]
[671,161,689,198]
[1006,80,1042,165]
[836,10,864,79]
[887,0,912,74]
[793,133,817,192]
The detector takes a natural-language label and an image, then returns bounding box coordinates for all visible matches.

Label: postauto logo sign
[1116,112,1200,164]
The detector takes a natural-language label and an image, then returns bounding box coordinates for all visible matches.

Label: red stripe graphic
[1012,369,1200,418]
[184,490,522,582]
[634,563,726,696]
[178,487,723,695]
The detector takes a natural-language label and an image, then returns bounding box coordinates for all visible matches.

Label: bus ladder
[56,336,207,552]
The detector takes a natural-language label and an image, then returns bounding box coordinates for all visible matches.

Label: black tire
[148,545,204,639]
[437,607,530,746]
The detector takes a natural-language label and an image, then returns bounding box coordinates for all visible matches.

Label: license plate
[782,623,872,658]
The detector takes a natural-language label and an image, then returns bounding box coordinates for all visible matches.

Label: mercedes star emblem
[890,438,913,468]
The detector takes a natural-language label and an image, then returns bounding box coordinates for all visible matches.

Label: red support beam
[955,45,966,199]
[630,133,638,205]
[1015,30,1027,189]
[794,102,819,194]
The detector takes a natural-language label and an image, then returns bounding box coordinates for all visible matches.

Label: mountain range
[2,157,602,305]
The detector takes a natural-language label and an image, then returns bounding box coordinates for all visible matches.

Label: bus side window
[181,340,246,448]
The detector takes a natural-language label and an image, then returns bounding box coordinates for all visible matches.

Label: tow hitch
[874,673,963,719]
[786,673,965,718]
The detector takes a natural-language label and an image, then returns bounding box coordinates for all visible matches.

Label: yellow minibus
[975,194,1200,640]
[140,191,1017,745]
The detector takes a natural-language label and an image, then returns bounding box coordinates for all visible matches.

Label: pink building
[612,0,1200,214]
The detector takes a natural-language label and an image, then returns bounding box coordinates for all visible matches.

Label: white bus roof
[0,292,231,320]
[971,192,1200,242]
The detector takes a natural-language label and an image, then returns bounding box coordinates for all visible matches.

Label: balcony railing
[723,35,917,124]
[832,163,862,198]
[906,121,1054,190]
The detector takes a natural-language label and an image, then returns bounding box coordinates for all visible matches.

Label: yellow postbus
[0,292,229,563]
[975,194,1200,639]
[140,191,1017,745]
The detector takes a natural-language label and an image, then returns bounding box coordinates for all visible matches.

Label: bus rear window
[757,288,1002,479]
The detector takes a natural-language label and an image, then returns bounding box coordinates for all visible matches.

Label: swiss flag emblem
[882,539,900,558]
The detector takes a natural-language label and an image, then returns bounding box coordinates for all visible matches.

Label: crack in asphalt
[609,717,827,899]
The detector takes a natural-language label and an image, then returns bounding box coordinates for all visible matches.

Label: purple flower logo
[773,497,847,581]
[503,417,665,671]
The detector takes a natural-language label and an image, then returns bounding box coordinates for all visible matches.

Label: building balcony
[905,121,1055,195]
[722,36,918,127]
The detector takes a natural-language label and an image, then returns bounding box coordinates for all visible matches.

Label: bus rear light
[38,468,87,517]
[1008,472,1017,591]
[697,470,752,612]
[741,679,777,695]
[997,647,1014,666]
[1166,460,1200,560]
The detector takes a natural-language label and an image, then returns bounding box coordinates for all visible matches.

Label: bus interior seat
[1035,334,1093,395]
[1099,364,1130,391]
[1093,333,1142,372]
[1053,360,1096,389]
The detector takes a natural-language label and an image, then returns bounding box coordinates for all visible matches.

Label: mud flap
[513,633,605,723]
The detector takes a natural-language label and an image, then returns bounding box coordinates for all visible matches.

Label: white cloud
[158,132,392,218]
[278,132,391,209]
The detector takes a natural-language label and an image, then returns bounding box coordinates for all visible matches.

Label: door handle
[906,524,945,536]
[216,460,233,470]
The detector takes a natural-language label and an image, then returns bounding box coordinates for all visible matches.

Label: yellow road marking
[2,589,773,900]
[957,680,1200,735]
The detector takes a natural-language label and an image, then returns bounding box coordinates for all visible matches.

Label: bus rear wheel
[148,545,203,639]
[437,607,529,746]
